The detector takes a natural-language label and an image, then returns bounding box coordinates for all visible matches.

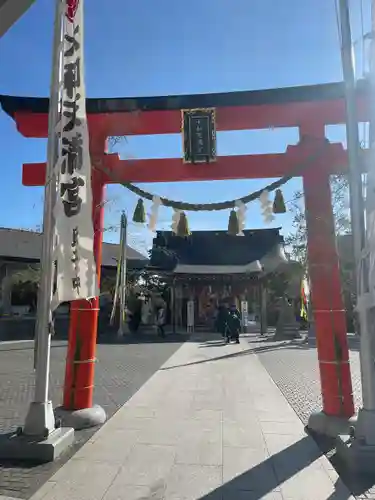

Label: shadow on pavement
[196,434,351,500]
[163,337,310,371]
[311,430,375,498]
[160,330,360,372]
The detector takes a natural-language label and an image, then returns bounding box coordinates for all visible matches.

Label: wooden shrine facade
[149,229,286,330]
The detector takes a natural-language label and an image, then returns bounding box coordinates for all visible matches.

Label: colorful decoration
[273,189,286,214]
[132,198,146,223]
[176,211,190,237]
[148,195,162,232]
[300,278,309,322]
[228,210,239,236]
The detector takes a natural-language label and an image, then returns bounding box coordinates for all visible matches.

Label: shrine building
[148,227,289,331]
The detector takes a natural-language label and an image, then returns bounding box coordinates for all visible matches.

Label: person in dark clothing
[225,304,241,344]
[156,304,166,338]
[215,304,228,337]
[129,298,142,333]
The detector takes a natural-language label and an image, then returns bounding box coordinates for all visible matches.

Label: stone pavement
[253,335,375,499]
[255,336,362,425]
[27,333,353,500]
[0,333,188,499]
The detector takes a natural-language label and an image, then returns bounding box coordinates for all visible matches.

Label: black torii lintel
[0,79,369,118]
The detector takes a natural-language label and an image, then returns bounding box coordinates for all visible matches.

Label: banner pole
[118,212,128,336]
[23,0,64,436]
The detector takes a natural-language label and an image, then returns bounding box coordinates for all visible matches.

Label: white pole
[354,0,375,444]
[23,0,64,436]
[118,212,128,336]
[338,0,366,289]
[339,0,375,445]
[110,217,123,326]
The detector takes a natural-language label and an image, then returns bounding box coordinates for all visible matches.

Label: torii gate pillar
[302,125,354,430]
[62,133,107,415]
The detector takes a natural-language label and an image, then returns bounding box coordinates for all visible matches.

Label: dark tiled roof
[150,228,283,270]
[0,227,148,268]
[0,81,369,116]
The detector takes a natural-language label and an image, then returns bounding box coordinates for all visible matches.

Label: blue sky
[0,0,370,254]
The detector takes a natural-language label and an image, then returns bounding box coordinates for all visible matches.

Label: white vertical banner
[241,301,248,331]
[187,300,194,332]
[52,0,98,309]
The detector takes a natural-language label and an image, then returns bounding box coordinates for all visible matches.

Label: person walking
[225,303,241,344]
[215,303,228,338]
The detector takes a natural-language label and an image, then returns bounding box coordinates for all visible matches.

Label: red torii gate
[0,80,369,426]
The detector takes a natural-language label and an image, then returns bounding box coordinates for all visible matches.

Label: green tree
[285,174,355,327]
[284,175,351,265]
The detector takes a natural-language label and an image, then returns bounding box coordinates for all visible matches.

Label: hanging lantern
[228,209,239,236]
[177,211,190,237]
[132,198,146,223]
[273,189,286,214]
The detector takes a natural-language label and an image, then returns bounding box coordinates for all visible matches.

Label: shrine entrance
[147,228,288,334]
[0,80,370,423]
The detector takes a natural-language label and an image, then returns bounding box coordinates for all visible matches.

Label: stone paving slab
[29,333,354,500]
[0,333,188,499]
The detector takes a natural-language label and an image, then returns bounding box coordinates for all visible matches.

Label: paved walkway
[0,334,187,499]
[28,333,353,500]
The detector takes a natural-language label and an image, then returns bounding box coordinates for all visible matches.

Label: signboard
[241,301,249,331]
[187,300,195,332]
[182,108,216,164]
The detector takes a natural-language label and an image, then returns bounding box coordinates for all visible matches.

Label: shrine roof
[149,228,284,274]
[0,227,147,269]
[0,80,369,117]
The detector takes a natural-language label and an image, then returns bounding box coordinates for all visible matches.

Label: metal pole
[110,218,123,326]
[118,212,128,336]
[171,278,176,333]
[338,0,366,276]
[23,0,63,436]
[339,0,375,444]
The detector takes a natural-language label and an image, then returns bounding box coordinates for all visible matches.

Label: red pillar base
[63,298,99,410]
[62,160,106,424]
